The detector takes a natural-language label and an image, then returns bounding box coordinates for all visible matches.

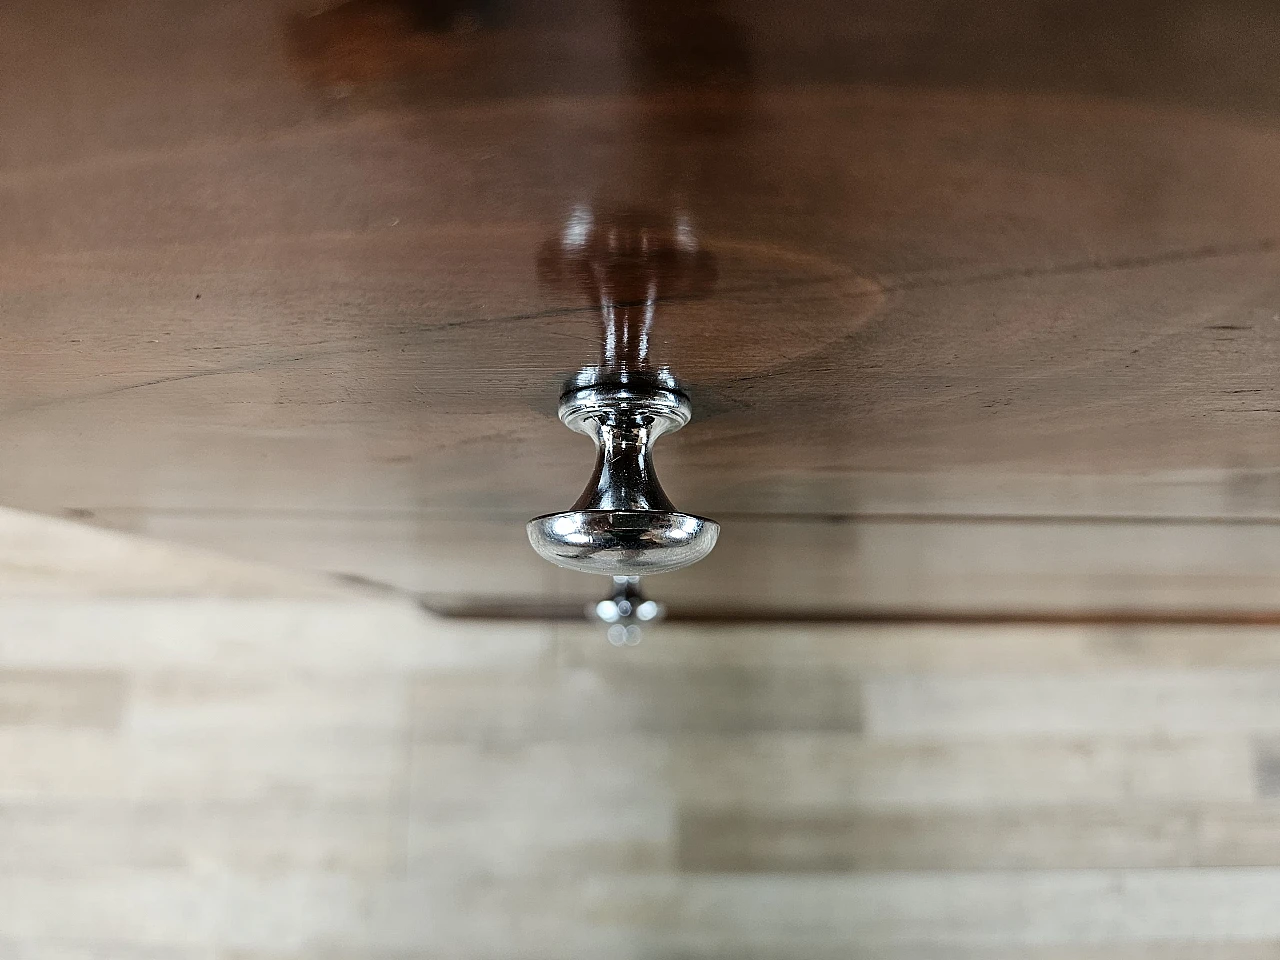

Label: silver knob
[527,369,719,576]
[527,206,720,578]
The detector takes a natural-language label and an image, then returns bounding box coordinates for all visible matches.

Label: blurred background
[5,507,1280,957]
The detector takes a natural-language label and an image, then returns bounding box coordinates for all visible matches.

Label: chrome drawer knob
[527,369,718,576]
[527,206,719,578]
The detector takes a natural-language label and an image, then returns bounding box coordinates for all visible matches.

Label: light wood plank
[404,806,674,876]
[534,944,1280,960]
[128,672,408,738]
[0,873,219,946]
[193,949,1280,960]
[863,670,1280,737]
[669,735,1256,809]
[0,669,124,728]
[677,804,1280,872]
[560,623,1280,671]
[408,739,670,815]
[0,872,362,950]
[637,870,1280,945]
[12,869,1280,956]
[5,947,203,960]
[0,600,552,674]
[353,870,1280,952]
[0,800,395,872]
[0,728,403,803]
[1254,741,1280,798]
[411,663,861,741]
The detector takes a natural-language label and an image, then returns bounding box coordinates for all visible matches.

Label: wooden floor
[2,513,1280,956]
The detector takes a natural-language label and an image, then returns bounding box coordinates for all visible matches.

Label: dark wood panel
[8,0,1280,603]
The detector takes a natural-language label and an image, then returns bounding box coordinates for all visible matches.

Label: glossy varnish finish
[7,0,1280,606]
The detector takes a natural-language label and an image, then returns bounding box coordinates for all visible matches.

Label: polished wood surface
[9,0,1280,606]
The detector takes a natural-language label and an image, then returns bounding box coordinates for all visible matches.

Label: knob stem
[573,412,677,513]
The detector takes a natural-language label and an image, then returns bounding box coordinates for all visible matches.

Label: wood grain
[667,734,1256,809]
[677,804,1280,872]
[862,671,1280,737]
[0,671,124,729]
[411,663,863,739]
[8,1,1280,605]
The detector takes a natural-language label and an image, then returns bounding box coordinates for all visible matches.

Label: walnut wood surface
[8,0,1280,605]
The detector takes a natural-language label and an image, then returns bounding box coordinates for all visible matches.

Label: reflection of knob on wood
[536,205,717,371]
[527,207,719,577]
